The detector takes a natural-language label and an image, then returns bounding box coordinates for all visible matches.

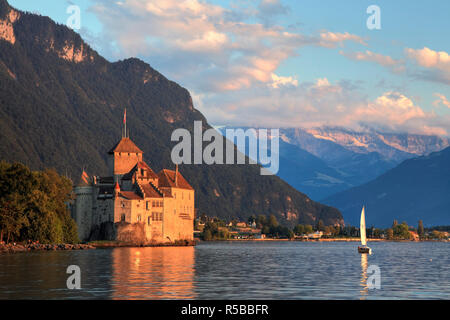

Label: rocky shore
[0,242,95,253]
[90,239,196,248]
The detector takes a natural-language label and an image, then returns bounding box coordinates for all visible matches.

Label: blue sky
[8,0,450,135]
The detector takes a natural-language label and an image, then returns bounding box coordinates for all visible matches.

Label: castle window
[141,169,144,176]
[128,153,130,156]
[146,201,150,210]
[148,216,151,225]
[159,200,163,207]
[152,212,162,221]
[121,214,125,222]
[137,215,141,222]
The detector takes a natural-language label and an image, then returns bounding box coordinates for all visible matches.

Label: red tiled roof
[119,191,143,200]
[77,170,90,186]
[122,161,159,180]
[158,169,193,190]
[108,137,143,154]
[140,183,163,198]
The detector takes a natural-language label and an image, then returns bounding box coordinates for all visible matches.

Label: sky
[9,0,450,136]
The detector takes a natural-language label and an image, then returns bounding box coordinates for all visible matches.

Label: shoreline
[2,238,446,253]
[89,240,196,248]
[199,238,449,243]
[0,243,95,254]
[0,239,196,253]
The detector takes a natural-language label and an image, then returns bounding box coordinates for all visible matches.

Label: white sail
[360,206,367,246]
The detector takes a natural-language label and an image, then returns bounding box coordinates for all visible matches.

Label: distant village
[194,215,450,242]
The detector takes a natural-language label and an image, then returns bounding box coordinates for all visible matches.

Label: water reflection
[1,242,449,299]
[360,253,369,299]
[111,247,195,299]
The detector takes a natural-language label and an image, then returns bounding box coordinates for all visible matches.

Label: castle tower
[74,170,93,241]
[108,138,144,180]
[107,109,143,180]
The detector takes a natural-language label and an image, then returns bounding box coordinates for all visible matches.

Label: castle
[71,114,194,244]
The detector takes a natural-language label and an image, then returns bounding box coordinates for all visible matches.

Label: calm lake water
[0,241,449,300]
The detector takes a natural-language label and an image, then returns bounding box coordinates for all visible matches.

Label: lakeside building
[71,117,194,244]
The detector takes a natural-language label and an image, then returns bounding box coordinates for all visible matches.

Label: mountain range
[220,126,448,201]
[0,0,343,227]
[323,147,450,227]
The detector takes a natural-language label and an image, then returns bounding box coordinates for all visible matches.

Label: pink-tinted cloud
[405,47,450,85]
[86,1,450,136]
[340,50,405,73]
[433,93,450,108]
[318,32,367,48]
[195,79,449,136]
[89,0,366,92]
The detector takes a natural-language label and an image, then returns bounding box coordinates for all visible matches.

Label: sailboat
[358,206,372,254]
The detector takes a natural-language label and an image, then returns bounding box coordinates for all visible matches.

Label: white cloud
[405,47,450,85]
[406,47,450,69]
[340,50,405,73]
[318,32,367,48]
[89,0,366,93]
[270,73,298,88]
[433,93,450,108]
[354,92,426,127]
[85,1,450,136]
[198,79,449,136]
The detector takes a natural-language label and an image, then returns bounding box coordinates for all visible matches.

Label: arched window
[121,214,125,222]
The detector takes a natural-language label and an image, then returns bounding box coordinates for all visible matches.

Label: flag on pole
[123,108,126,124]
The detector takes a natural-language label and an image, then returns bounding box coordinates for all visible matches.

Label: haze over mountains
[0,0,343,227]
[324,147,450,227]
[280,127,448,198]
[221,126,448,200]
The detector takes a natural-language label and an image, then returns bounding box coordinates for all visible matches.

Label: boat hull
[358,246,372,254]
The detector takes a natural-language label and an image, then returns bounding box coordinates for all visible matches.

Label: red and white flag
[123,108,126,124]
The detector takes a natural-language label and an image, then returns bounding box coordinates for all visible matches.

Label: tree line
[0,162,79,244]
[197,214,449,241]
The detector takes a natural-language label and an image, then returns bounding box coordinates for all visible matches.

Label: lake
[0,241,448,300]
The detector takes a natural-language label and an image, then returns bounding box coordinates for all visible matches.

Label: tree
[256,215,267,228]
[268,215,278,228]
[431,230,445,240]
[294,224,305,235]
[304,225,313,234]
[393,222,411,240]
[0,162,79,244]
[392,220,398,228]
[332,225,341,237]
[373,228,382,238]
[287,230,295,240]
[386,228,394,240]
[203,229,212,241]
[316,220,324,232]
[418,220,424,239]
[0,193,29,243]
